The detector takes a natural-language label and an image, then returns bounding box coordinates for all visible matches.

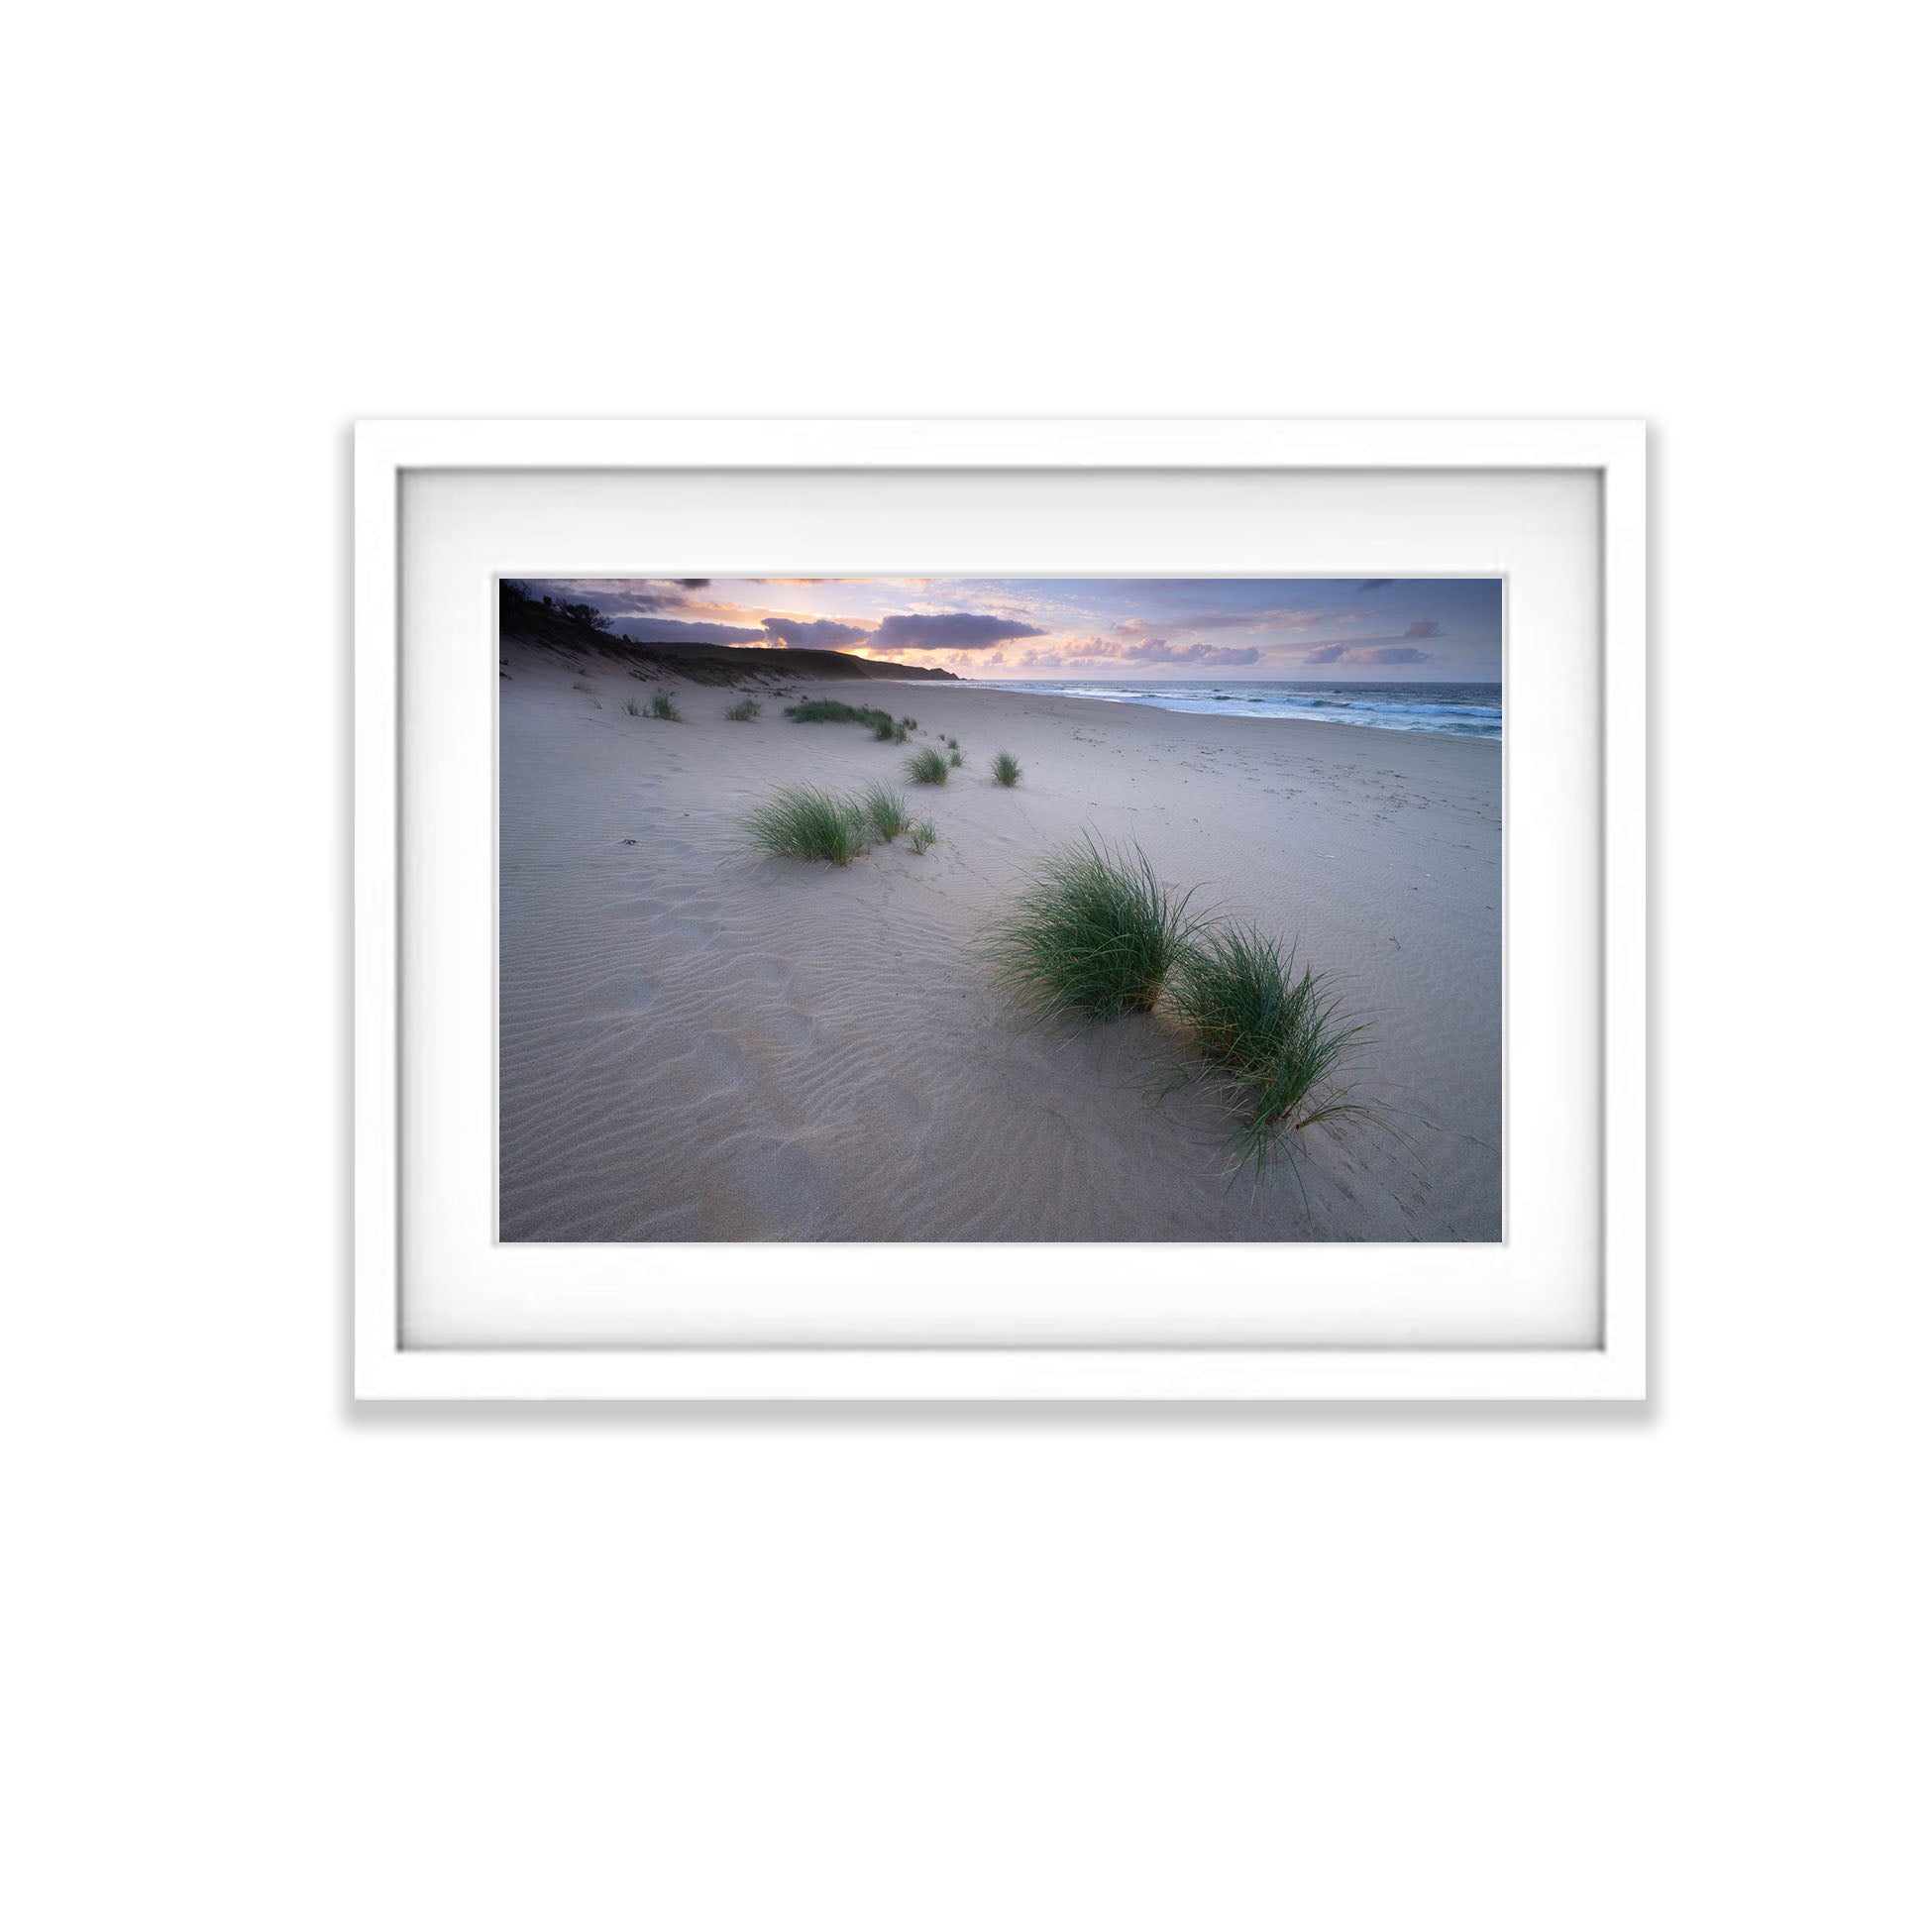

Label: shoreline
[500,657,1502,1241]
[836,677,1504,748]
[854,678,1505,744]
[908,676,1502,744]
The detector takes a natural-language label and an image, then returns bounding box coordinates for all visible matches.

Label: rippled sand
[499,649,1502,1241]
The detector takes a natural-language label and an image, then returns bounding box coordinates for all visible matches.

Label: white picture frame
[356,419,1645,1402]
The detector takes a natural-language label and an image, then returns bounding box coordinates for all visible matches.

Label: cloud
[1114,608,1328,640]
[870,611,1048,653]
[535,579,705,618]
[1117,639,1259,667]
[1026,635,1260,669]
[1301,621,1441,666]
[760,616,874,650]
[762,577,929,589]
[1344,644,1438,665]
[610,617,768,646]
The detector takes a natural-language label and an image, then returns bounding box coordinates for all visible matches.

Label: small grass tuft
[859,783,912,842]
[910,819,938,855]
[945,735,959,750]
[903,745,950,785]
[985,835,1196,1026]
[725,698,762,721]
[621,697,648,715]
[991,750,1021,787]
[745,786,871,866]
[1163,922,1374,1185]
[947,749,964,769]
[650,690,682,721]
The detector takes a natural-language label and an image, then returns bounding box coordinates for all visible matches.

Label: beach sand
[499,650,1502,1241]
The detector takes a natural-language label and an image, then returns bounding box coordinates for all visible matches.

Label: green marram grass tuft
[649,690,682,720]
[903,745,950,785]
[859,783,912,842]
[725,698,762,721]
[910,819,938,855]
[745,786,871,866]
[785,698,896,733]
[985,834,1197,1026]
[990,749,1021,787]
[1163,921,1374,1185]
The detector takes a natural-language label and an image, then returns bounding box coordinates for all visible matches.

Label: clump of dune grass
[910,819,938,855]
[985,835,1196,1026]
[621,697,648,716]
[991,750,1021,787]
[860,783,911,842]
[871,714,897,740]
[904,745,950,785]
[947,749,964,769]
[901,715,917,730]
[745,786,871,866]
[650,690,682,721]
[785,698,896,734]
[1163,922,1373,1185]
[892,720,911,743]
[945,735,959,750]
[725,698,762,721]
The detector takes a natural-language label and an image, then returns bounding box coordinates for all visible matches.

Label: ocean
[977,678,1503,741]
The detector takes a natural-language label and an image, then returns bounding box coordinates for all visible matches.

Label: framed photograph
[356,419,1644,1401]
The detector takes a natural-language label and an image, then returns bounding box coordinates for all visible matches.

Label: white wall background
[7,5,1923,1927]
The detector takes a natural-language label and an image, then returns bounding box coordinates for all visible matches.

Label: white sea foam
[975,679,1503,739]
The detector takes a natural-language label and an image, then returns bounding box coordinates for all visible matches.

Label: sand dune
[499,648,1502,1241]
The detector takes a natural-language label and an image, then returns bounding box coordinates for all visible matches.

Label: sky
[523,578,1503,682]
